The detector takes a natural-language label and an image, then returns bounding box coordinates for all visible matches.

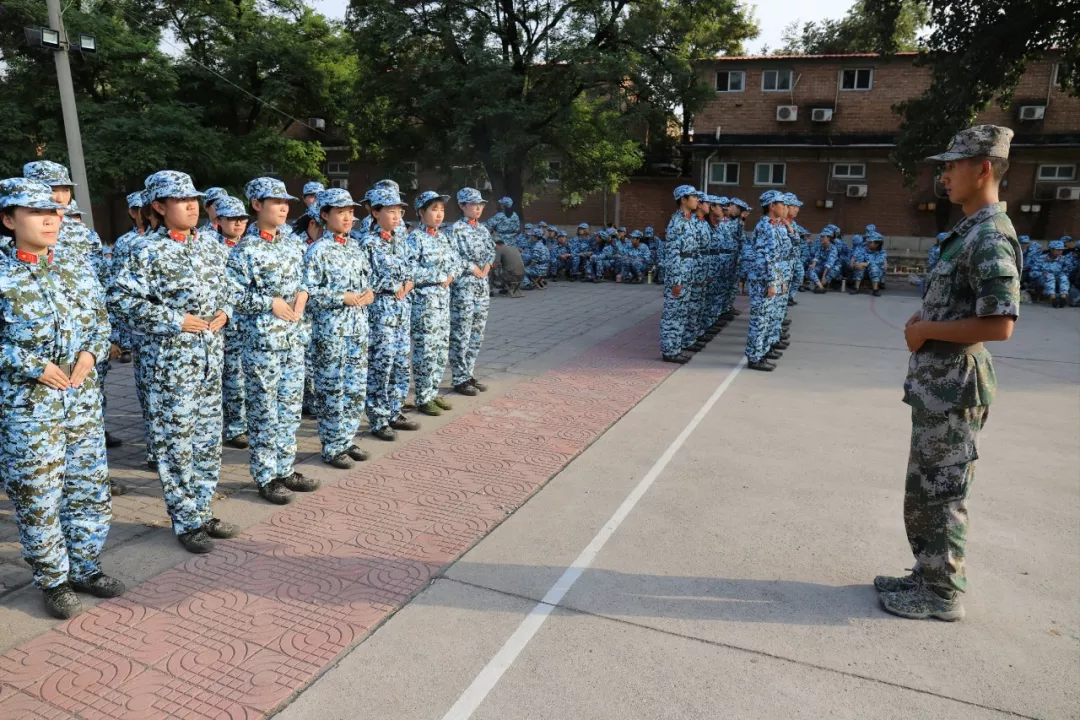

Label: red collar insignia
[169,230,187,243]
[15,249,53,265]
[380,231,392,240]
[224,238,238,248]
[426,227,437,236]
[467,219,478,227]
[334,234,347,245]
[682,212,691,219]
[259,230,275,242]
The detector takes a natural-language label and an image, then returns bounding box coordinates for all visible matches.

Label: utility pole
[45,0,95,229]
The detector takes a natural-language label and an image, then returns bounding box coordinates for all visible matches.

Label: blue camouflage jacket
[367,227,416,297]
[225,222,307,350]
[527,239,551,267]
[450,218,495,279]
[663,211,696,286]
[745,217,780,283]
[303,233,372,338]
[486,211,521,241]
[407,225,464,295]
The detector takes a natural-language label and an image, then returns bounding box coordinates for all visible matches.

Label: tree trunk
[484,158,527,224]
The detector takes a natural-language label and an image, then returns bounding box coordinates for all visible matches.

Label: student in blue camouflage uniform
[449,187,494,396]
[683,194,711,352]
[808,227,841,293]
[661,185,698,364]
[619,230,652,283]
[643,226,661,282]
[108,190,146,364]
[710,198,740,324]
[927,232,946,272]
[227,177,317,505]
[523,229,550,289]
[199,187,228,235]
[877,125,1020,621]
[213,197,252,450]
[571,223,592,279]
[784,194,807,306]
[408,191,461,417]
[1,177,124,619]
[365,186,419,439]
[552,230,574,279]
[486,197,521,245]
[585,231,610,282]
[744,191,785,371]
[1041,240,1070,307]
[22,162,106,285]
[301,181,325,209]
[699,196,727,333]
[851,231,889,296]
[303,188,375,467]
[110,171,240,554]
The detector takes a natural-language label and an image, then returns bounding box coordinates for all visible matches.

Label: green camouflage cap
[926,124,1013,162]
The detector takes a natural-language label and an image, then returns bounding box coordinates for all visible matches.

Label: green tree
[345,0,757,209]
[777,0,927,56]
[865,0,1080,183]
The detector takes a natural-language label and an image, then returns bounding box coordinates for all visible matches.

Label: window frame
[761,69,793,92]
[715,70,746,93]
[831,163,867,180]
[1037,163,1077,181]
[546,160,562,183]
[326,161,349,176]
[709,161,741,186]
[840,68,874,91]
[753,162,787,187]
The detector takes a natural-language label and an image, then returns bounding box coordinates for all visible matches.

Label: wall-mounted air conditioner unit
[1019,105,1046,121]
[846,184,868,198]
[776,105,798,122]
[811,108,833,122]
[1056,186,1080,200]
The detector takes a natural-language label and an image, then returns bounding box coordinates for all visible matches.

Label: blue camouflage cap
[558,229,568,237]
[245,177,296,202]
[374,179,400,192]
[304,203,321,221]
[0,177,67,210]
[852,234,864,246]
[215,196,248,218]
[673,184,698,201]
[630,230,643,239]
[578,222,590,230]
[126,191,146,209]
[524,223,534,230]
[820,225,836,237]
[203,187,228,208]
[644,226,654,235]
[302,181,325,197]
[1017,235,1029,244]
[414,190,450,212]
[717,196,731,206]
[782,193,803,207]
[759,190,783,206]
[499,196,513,207]
[733,198,751,211]
[23,160,75,187]
[549,226,560,235]
[65,200,83,216]
[937,232,950,242]
[1062,235,1074,243]
[539,221,549,228]
[533,228,544,237]
[617,226,627,233]
[145,170,205,202]
[1048,239,1065,251]
[316,187,361,211]
[368,186,407,207]
[457,187,487,205]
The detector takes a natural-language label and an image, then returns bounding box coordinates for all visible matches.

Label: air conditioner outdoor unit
[846,184,868,198]
[1056,186,1080,200]
[1019,105,1046,121]
[330,178,348,190]
[409,177,419,190]
[776,105,798,122]
[308,117,326,130]
[811,108,834,122]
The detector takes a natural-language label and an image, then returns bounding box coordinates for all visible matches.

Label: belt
[679,252,695,259]
[919,340,985,355]
[195,315,215,322]
[55,362,75,376]
[703,250,718,256]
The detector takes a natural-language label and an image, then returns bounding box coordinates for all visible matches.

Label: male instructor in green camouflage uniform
[875,125,1021,621]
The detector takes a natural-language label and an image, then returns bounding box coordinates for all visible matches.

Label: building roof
[702,52,920,62]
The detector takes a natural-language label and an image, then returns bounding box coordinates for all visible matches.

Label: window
[832,163,866,179]
[1037,164,1077,181]
[404,161,418,176]
[841,68,873,91]
[715,70,745,93]
[329,178,349,190]
[327,162,349,176]
[546,160,562,183]
[754,162,786,186]
[762,69,793,92]
[709,162,740,185]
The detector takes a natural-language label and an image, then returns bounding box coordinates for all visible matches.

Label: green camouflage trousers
[905,405,989,595]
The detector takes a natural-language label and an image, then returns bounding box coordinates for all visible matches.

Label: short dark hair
[970,156,1009,181]
[0,208,14,239]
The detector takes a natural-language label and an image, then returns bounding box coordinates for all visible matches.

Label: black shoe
[847,288,859,295]
[105,432,123,449]
[325,452,354,469]
[766,350,783,360]
[788,299,798,306]
[282,471,319,492]
[872,289,882,297]
[346,444,370,461]
[782,319,792,327]
[224,434,249,449]
[258,478,294,505]
[683,345,701,354]
[747,360,775,372]
[178,529,215,554]
[119,350,133,363]
[733,309,742,316]
[773,341,790,350]
[781,333,791,341]
[454,382,478,396]
[662,354,689,364]
[43,584,83,619]
[721,313,736,321]
[390,415,420,431]
[302,406,315,418]
[203,518,240,539]
[813,287,826,294]
[146,460,157,472]
[689,341,706,352]
[371,426,398,441]
[109,479,128,497]
[469,378,488,392]
[70,573,126,598]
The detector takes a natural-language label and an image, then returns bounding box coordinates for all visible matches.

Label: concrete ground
[278,290,1080,720]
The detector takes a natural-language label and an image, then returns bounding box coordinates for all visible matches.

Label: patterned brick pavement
[0,311,683,719]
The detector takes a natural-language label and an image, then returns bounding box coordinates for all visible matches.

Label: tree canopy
[776,1,927,56]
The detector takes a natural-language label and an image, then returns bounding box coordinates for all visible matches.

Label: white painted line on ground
[441,357,749,720]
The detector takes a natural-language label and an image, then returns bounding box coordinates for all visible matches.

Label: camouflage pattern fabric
[220,235,246,441]
[486,210,521,245]
[226,222,308,487]
[619,243,652,282]
[788,223,808,300]
[743,217,779,362]
[449,217,494,386]
[1,246,111,589]
[587,241,614,281]
[902,202,1021,413]
[523,238,550,287]
[109,226,231,534]
[853,249,888,284]
[905,406,988,594]
[713,219,739,317]
[683,216,708,347]
[660,210,694,356]
[767,222,792,347]
[366,228,414,431]
[408,225,462,405]
[925,124,1013,162]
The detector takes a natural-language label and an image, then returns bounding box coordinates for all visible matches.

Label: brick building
[683,52,1080,248]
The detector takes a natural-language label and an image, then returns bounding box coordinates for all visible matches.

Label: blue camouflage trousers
[449,276,489,386]
[619,259,647,281]
[367,295,411,431]
[588,257,613,279]
[1044,272,1070,296]
[683,280,707,347]
[809,264,841,286]
[853,264,885,284]
[412,289,451,405]
[767,267,789,346]
[222,327,246,441]
[313,331,368,461]
[131,337,157,463]
[572,255,590,276]
[522,264,549,289]
[660,283,689,357]
[1,389,110,589]
[789,259,805,300]
[146,334,224,535]
[95,358,110,418]
[713,254,737,318]
[243,342,304,487]
[554,255,574,276]
[744,280,771,362]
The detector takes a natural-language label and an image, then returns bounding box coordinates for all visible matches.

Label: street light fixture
[77,34,96,52]
[40,27,61,48]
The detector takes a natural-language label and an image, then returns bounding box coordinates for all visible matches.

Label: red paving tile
[0,313,679,718]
